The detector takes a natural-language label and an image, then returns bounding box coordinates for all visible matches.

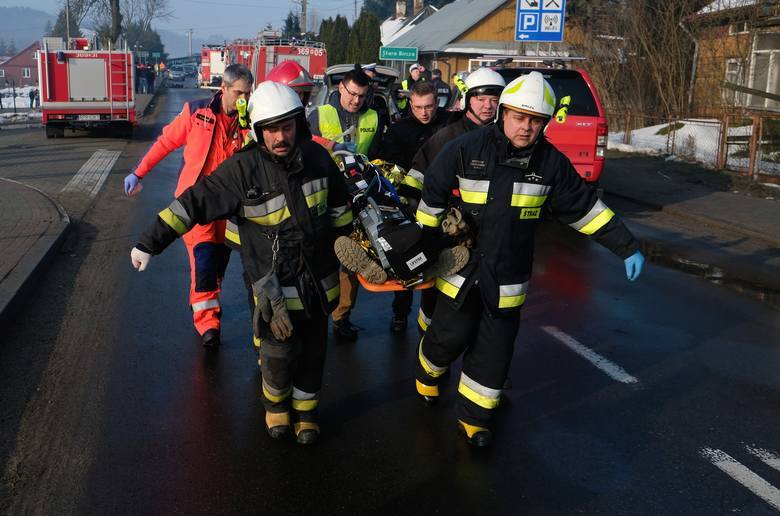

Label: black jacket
[416,125,640,315]
[377,108,448,171]
[411,112,482,176]
[137,139,352,315]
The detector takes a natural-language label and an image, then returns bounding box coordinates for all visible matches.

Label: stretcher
[357,274,434,292]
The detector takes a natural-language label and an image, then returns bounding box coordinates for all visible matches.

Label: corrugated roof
[698,0,760,14]
[388,0,510,52]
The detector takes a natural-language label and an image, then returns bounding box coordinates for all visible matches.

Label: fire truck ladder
[107,40,131,121]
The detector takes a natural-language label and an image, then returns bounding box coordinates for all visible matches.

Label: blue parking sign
[515,0,567,43]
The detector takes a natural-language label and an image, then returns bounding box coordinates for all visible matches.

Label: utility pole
[301,0,307,35]
[65,0,71,43]
[187,29,193,56]
[354,0,358,22]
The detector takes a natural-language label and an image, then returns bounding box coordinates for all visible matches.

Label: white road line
[746,446,780,473]
[701,447,780,511]
[61,149,121,198]
[541,326,639,384]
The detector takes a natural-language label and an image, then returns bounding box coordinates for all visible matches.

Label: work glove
[624,251,645,281]
[130,247,151,271]
[123,172,141,196]
[441,207,468,237]
[333,142,357,153]
[254,275,294,341]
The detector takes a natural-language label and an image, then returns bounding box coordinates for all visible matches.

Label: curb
[603,188,780,248]
[0,179,71,329]
[137,78,167,120]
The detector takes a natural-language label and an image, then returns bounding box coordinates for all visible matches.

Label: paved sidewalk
[0,178,69,327]
[601,155,780,248]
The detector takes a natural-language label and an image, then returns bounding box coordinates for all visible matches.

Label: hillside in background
[158,29,229,59]
[0,7,56,52]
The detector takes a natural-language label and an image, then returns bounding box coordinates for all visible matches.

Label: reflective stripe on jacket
[317,104,378,156]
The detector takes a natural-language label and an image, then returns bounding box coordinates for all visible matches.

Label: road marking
[541,326,639,384]
[701,447,780,511]
[746,446,780,473]
[61,149,121,198]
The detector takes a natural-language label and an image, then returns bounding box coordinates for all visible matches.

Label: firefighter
[308,64,383,341]
[414,71,645,447]
[130,81,352,444]
[376,80,449,333]
[123,64,253,347]
[406,67,506,335]
[225,60,317,350]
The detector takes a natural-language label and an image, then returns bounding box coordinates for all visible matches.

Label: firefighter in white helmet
[129,81,353,444]
[414,71,645,447]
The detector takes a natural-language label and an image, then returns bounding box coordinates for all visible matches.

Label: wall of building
[0,43,40,88]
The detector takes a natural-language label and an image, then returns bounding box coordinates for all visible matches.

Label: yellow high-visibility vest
[318,104,378,156]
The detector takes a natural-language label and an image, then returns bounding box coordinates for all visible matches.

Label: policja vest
[317,104,378,156]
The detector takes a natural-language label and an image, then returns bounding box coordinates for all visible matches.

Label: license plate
[78,114,101,121]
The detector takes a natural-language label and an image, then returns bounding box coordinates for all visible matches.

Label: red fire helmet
[267,60,315,94]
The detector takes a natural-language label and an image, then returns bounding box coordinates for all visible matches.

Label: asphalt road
[1,85,779,515]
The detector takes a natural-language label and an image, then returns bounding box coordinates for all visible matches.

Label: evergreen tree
[283,10,302,38]
[0,39,6,56]
[7,40,17,55]
[52,7,83,39]
[319,15,350,65]
[346,9,381,64]
[44,20,54,37]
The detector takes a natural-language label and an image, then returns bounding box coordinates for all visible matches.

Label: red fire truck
[37,37,136,138]
[199,44,227,88]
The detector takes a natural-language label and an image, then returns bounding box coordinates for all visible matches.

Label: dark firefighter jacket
[416,124,640,315]
[136,139,353,315]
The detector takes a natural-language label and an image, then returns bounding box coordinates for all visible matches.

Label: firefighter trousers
[259,302,328,423]
[416,287,521,427]
[392,288,438,334]
[182,221,230,336]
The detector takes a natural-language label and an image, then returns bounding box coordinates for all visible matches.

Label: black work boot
[416,380,439,406]
[457,419,492,447]
[201,328,221,348]
[333,318,359,341]
[294,421,320,445]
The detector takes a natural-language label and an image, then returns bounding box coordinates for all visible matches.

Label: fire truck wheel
[45,125,64,139]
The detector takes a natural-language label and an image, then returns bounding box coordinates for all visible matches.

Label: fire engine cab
[37,37,136,138]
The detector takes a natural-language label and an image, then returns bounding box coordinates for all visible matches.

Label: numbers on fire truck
[297,47,324,56]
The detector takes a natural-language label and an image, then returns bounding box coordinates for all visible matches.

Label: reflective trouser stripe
[419,338,447,378]
[458,372,501,409]
[263,380,291,403]
[417,308,432,331]
[192,299,220,312]
[292,387,319,411]
[320,272,340,303]
[570,199,615,235]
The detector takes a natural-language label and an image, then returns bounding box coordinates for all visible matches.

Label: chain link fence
[606,111,780,179]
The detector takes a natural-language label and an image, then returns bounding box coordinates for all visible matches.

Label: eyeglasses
[342,84,367,101]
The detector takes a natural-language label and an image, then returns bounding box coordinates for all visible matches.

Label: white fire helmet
[247,80,304,142]
[498,71,556,119]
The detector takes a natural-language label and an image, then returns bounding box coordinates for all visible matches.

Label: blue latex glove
[333,142,357,153]
[124,173,140,196]
[624,251,645,281]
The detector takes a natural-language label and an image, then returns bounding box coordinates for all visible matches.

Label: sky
[10,0,365,40]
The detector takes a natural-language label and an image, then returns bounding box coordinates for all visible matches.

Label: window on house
[0,69,4,78]
[724,59,746,106]
[729,21,748,35]
[749,32,780,111]
[22,68,31,78]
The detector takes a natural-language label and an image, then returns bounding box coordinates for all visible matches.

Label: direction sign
[152,52,161,58]
[515,0,567,43]
[379,46,418,61]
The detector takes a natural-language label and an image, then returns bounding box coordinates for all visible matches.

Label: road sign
[515,0,567,43]
[152,52,161,58]
[136,51,149,57]
[379,46,418,61]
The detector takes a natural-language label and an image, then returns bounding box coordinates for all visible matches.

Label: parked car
[495,67,608,184]
[310,64,400,129]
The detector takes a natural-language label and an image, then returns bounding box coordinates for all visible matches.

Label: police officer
[396,63,424,116]
[308,65,383,340]
[130,81,352,444]
[124,64,253,347]
[406,68,506,335]
[429,69,453,109]
[414,72,645,447]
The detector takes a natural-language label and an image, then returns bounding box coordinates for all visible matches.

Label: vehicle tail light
[596,121,608,159]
